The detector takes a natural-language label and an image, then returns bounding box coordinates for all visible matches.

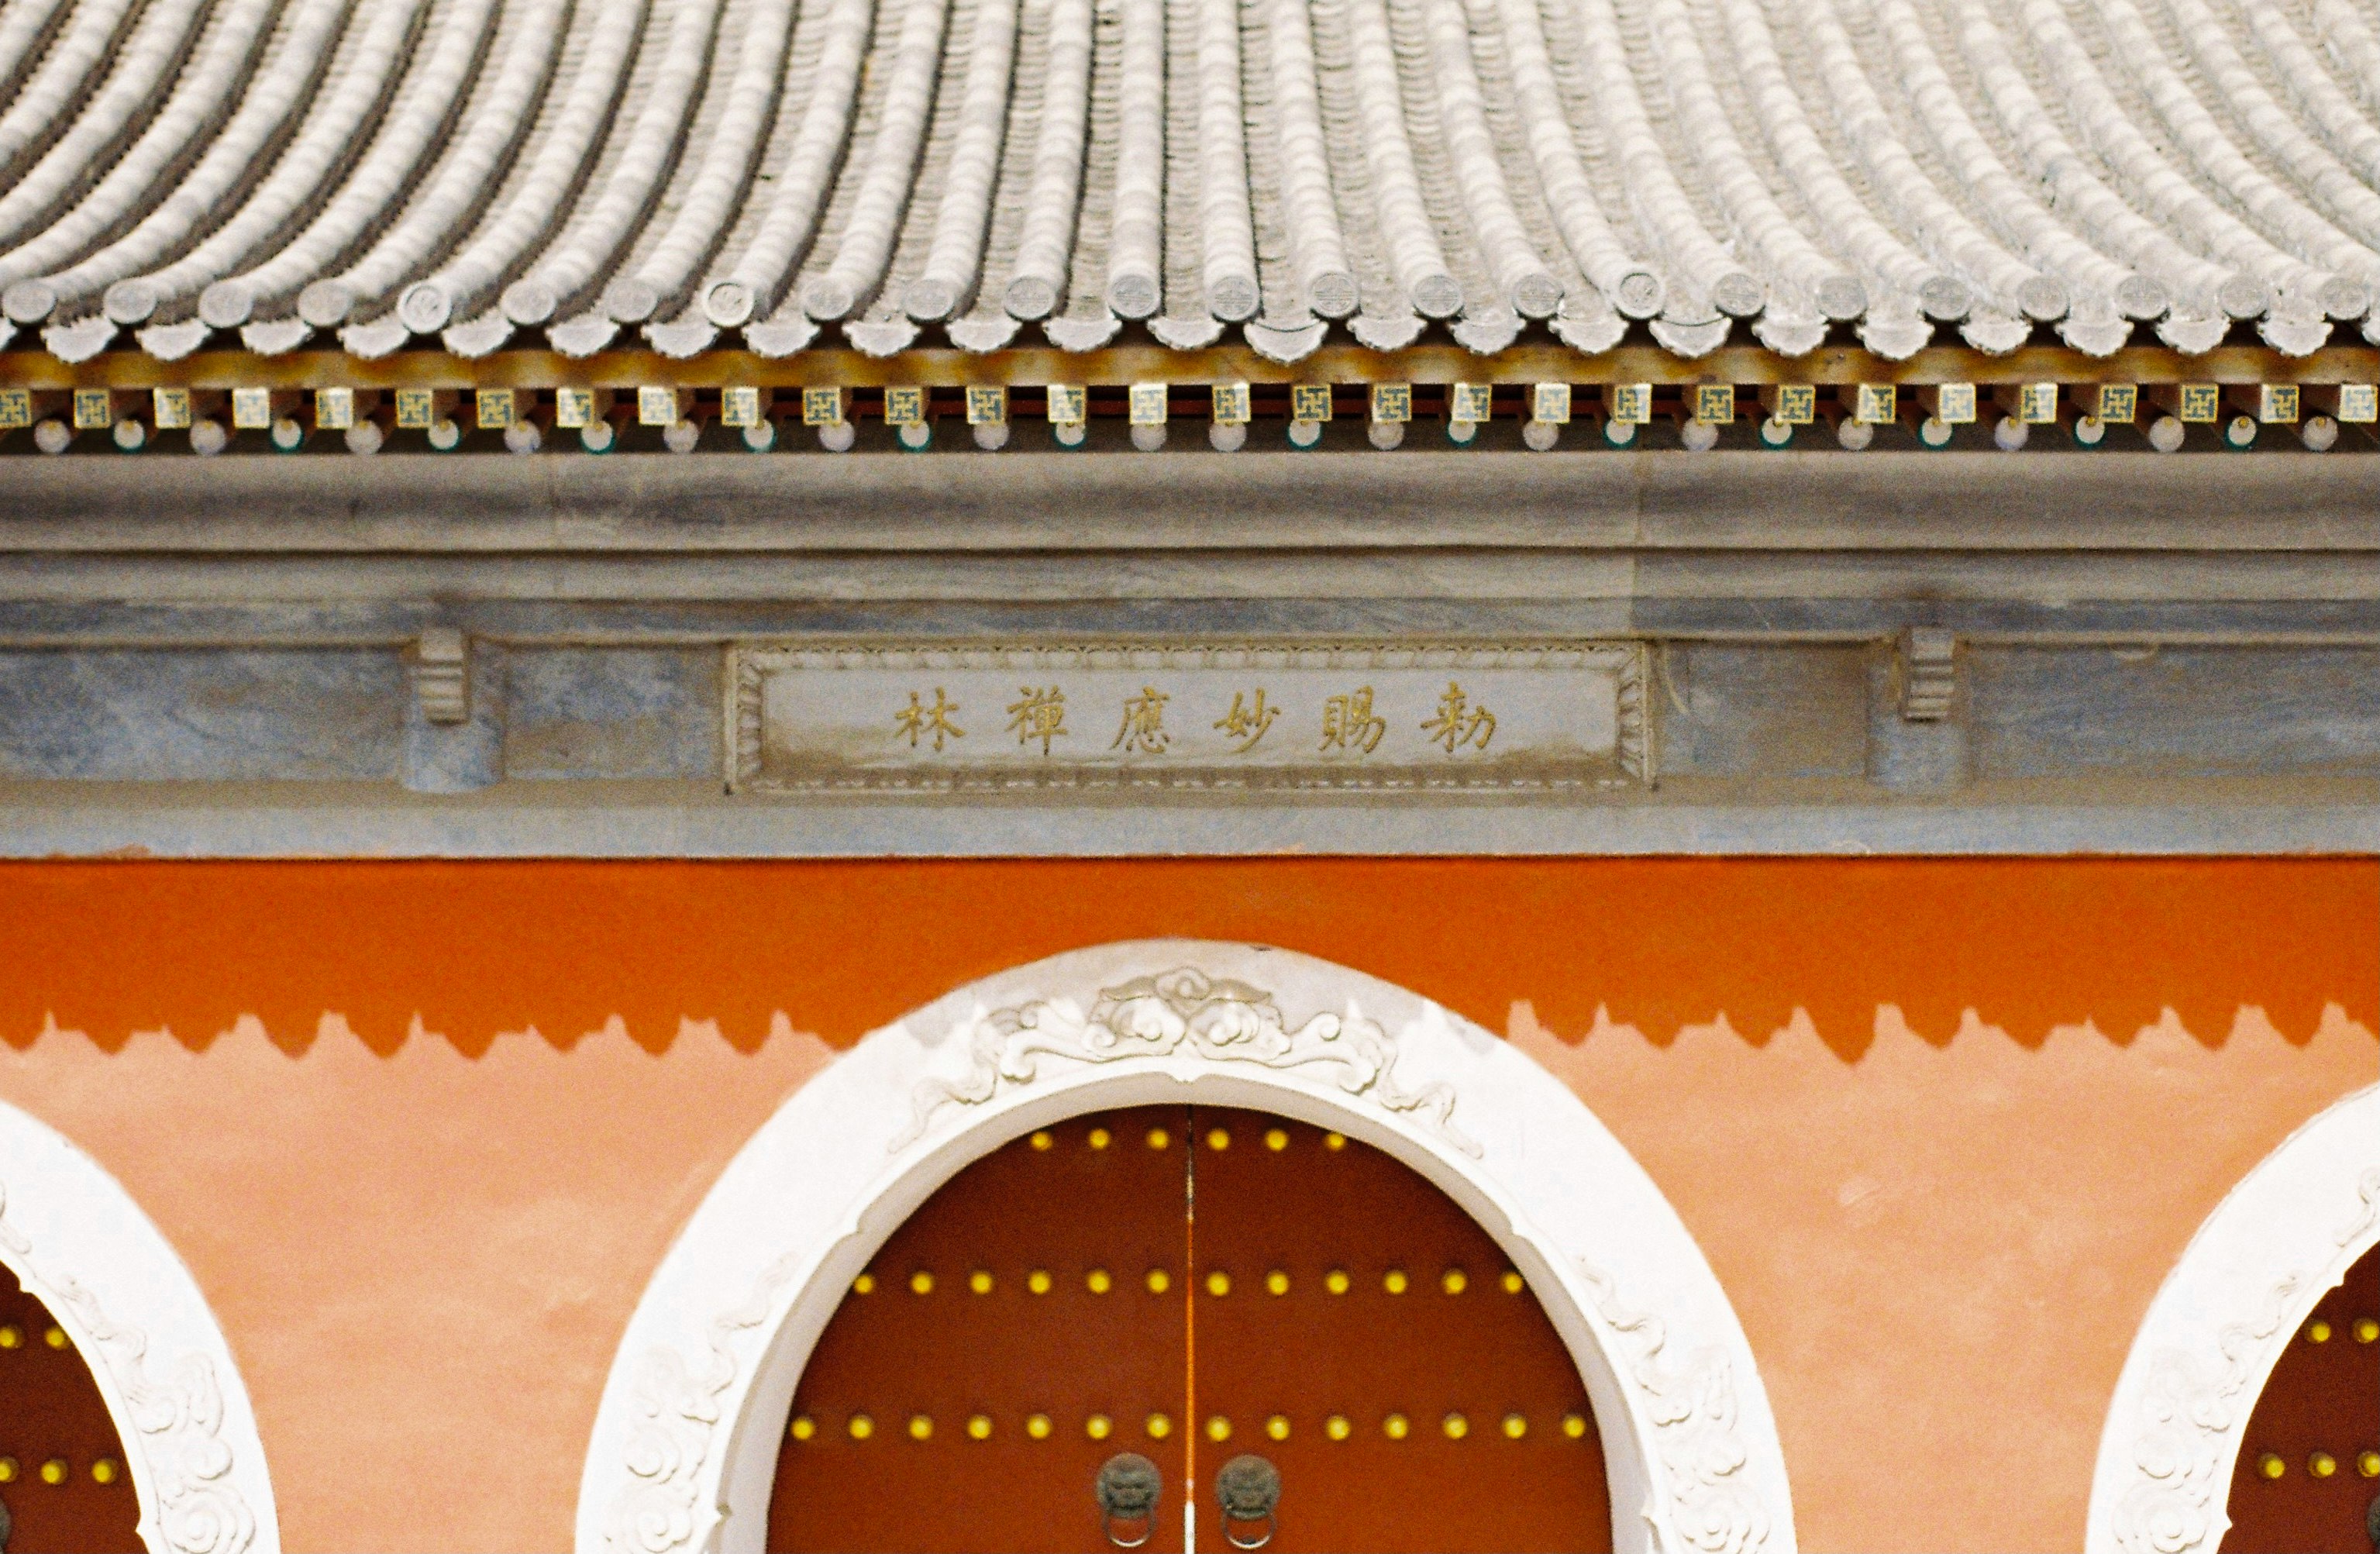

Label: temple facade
[0,0,2374,1549]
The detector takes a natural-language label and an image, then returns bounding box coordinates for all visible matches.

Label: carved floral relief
[602,960,1784,1554]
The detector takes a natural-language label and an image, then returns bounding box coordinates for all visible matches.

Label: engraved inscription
[731,642,1649,793]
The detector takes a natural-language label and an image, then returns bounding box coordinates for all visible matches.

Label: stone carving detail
[412,628,470,724]
[732,653,765,779]
[2108,1166,2380,1554]
[894,968,1480,1157]
[605,1253,801,1554]
[604,967,1479,1553]
[728,641,1650,793]
[0,1184,257,1554]
[582,944,1798,1554]
[1578,1260,1769,1554]
[2339,1166,2380,1253]
[1897,628,1958,722]
[2112,1285,2292,1554]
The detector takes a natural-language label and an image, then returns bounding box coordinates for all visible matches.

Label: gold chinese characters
[1005,686,1069,754]
[876,682,1507,760]
[892,688,964,750]
[1421,681,1497,753]
[1111,686,1170,754]
[1320,687,1387,754]
[1212,689,1280,753]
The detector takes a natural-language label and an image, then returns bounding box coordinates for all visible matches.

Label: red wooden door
[0,1264,139,1552]
[770,1105,1610,1552]
[1193,1108,1610,1552]
[2223,1242,2380,1553]
[773,1105,1192,1552]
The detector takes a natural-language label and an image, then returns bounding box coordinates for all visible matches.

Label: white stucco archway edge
[578,940,1794,1554]
[0,1097,278,1554]
[2086,1081,2380,1554]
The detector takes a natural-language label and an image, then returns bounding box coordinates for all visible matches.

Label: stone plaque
[728,643,1648,792]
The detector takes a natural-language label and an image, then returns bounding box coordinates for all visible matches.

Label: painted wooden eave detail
[2,339,2376,391]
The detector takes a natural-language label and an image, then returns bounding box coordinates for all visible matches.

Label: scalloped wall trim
[16,1001,2374,1060]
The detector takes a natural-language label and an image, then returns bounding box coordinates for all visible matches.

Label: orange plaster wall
[1513,1005,2377,1551]
[0,1018,835,1550]
[0,859,2371,1552]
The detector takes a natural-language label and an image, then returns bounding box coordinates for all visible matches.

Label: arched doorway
[2089,1083,2380,1554]
[580,942,1793,1554]
[770,1104,1609,1552]
[2220,1241,2379,1553]
[0,1097,277,1554]
[0,1263,139,1552]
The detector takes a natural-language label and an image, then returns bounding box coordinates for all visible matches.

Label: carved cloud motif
[1579,1260,1769,1554]
[2110,1167,2380,1554]
[892,967,1480,1156]
[608,1254,801,1554]
[0,1184,257,1554]
[591,949,1800,1554]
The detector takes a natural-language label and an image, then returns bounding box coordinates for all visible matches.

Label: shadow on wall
[0,859,2371,1060]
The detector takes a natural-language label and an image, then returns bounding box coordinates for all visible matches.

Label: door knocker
[1095,1451,1162,1549]
[1214,1453,1281,1550]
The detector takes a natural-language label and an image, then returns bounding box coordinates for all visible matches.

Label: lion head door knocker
[1095,1452,1163,1549]
[1214,1453,1281,1550]
[2365,1490,2379,1554]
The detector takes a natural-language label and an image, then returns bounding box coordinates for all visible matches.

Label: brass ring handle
[1214,1454,1281,1550]
[1096,1452,1163,1550]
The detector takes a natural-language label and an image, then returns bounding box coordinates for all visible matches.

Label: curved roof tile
[2,0,2377,364]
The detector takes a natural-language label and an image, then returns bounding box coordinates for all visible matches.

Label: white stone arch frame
[2087,1082,2380,1554]
[578,940,1795,1554]
[0,1097,278,1554]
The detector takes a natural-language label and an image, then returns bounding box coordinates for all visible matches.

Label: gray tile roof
[2,0,2378,367]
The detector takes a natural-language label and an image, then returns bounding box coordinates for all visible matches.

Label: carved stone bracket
[412,628,469,725]
[1898,628,1958,722]
[892,967,1480,1157]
